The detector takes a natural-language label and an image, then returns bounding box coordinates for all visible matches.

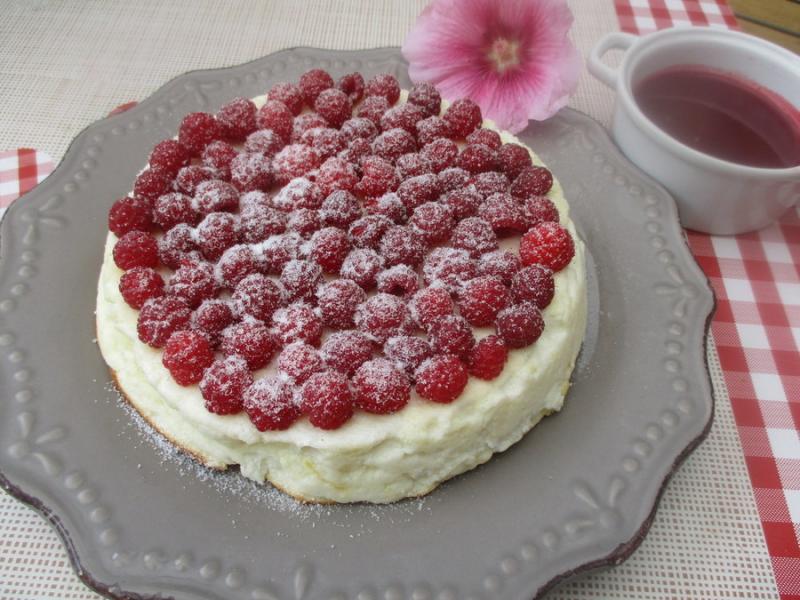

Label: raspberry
[511,265,555,309]
[478,192,527,235]
[220,320,279,370]
[321,189,361,228]
[409,201,455,244]
[314,88,352,129]
[380,103,425,135]
[357,95,390,126]
[272,144,322,185]
[458,275,510,326]
[408,82,442,118]
[175,165,217,194]
[239,190,271,211]
[477,250,521,284]
[278,342,323,384]
[290,113,329,143]
[355,293,412,343]
[216,97,257,142]
[499,143,532,180]
[272,302,322,346]
[416,116,451,146]
[194,180,239,214]
[510,165,554,199]
[523,196,559,227]
[133,168,171,202]
[300,127,346,161]
[233,273,282,321]
[216,244,261,288]
[457,143,499,174]
[113,230,159,270]
[230,152,274,193]
[309,227,351,273]
[149,139,191,177]
[467,335,508,380]
[420,138,458,173]
[268,82,304,115]
[472,171,510,198]
[396,174,439,211]
[178,112,221,155]
[428,314,474,359]
[196,212,239,261]
[379,225,426,268]
[108,196,153,236]
[409,286,454,328]
[255,100,294,142]
[244,377,300,431]
[440,187,482,220]
[153,192,197,230]
[365,192,407,223]
[340,248,383,289]
[519,222,575,271]
[299,69,335,105]
[339,137,373,167]
[168,261,217,309]
[383,335,433,376]
[466,129,502,150]
[137,296,192,348]
[192,299,235,341]
[371,128,417,163]
[280,259,322,303]
[353,358,411,414]
[450,217,499,258]
[336,72,365,103]
[260,233,301,274]
[496,302,544,348]
[119,267,164,309]
[443,98,482,138]
[422,247,477,292]
[300,371,353,430]
[316,279,366,328]
[158,223,197,269]
[396,153,434,179]
[364,73,400,104]
[340,117,378,143]
[240,204,286,243]
[202,140,237,178]
[200,355,252,415]
[348,214,392,249]
[415,355,468,403]
[286,208,322,238]
[244,129,285,157]
[437,167,470,192]
[321,331,374,377]
[162,330,214,386]
[376,264,419,297]
[355,156,399,198]
[271,177,324,211]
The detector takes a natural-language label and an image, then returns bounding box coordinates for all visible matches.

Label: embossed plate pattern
[0,48,714,600]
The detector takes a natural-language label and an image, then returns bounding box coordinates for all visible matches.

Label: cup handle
[588,32,637,88]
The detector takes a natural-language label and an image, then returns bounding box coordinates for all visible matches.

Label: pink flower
[402,0,580,133]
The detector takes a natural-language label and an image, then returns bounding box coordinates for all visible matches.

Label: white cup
[588,27,800,235]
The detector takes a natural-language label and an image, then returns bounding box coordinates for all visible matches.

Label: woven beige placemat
[0,1,778,598]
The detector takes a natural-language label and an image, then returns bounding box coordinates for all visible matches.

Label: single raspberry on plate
[230,152,274,193]
[376,264,419,297]
[300,371,354,430]
[240,204,286,243]
[437,167,470,192]
[168,261,217,309]
[416,116,451,147]
[364,73,400,104]
[409,286,454,329]
[196,212,239,261]
[216,97,257,142]
[353,358,411,414]
[440,187,482,220]
[321,189,361,228]
[300,127,346,161]
[511,265,555,309]
[178,112,221,156]
[499,143,532,180]
[467,335,508,380]
[380,103,426,135]
[340,247,384,289]
[457,143,499,174]
[244,376,300,431]
[379,225,426,268]
[348,214,393,249]
[158,223,197,270]
[260,232,302,275]
[357,95,391,126]
[113,230,159,270]
[471,171,510,198]
[272,144,322,186]
[216,244,261,288]
[519,222,575,271]
[299,68,335,105]
[459,275,510,327]
[477,250,521,285]
[109,196,153,236]
[336,72,365,104]
[466,129,502,150]
[443,98,482,138]
[314,88,352,129]
[256,100,294,142]
[408,82,441,118]
[309,226,351,273]
[175,165,218,195]
[194,179,239,214]
[372,128,417,164]
[415,355,468,403]
[355,155,399,198]
[341,117,378,143]
[233,273,283,322]
[200,355,252,414]
[137,296,192,348]
[273,302,323,347]
[478,192,528,235]
[409,201,455,244]
[191,298,235,342]
[420,138,458,173]
[291,112,329,143]
[244,129,285,157]
[220,320,279,370]
[364,192,407,224]
[496,302,545,348]
[321,330,373,376]
[510,165,554,199]
[119,267,164,309]
[383,335,433,376]
[280,259,323,303]
[268,82,304,115]
[450,217,499,258]
[396,153,434,180]
[162,330,214,386]
[523,196,560,227]
[153,192,197,230]
[202,140,238,179]
[421,247,477,292]
[396,173,439,212]
[133,168,171,203]
[427,314,475,359]
[316,279,366,328]
[355,292,412,343]
[149,139,191,177]
[278,342,323,384]
[271,177,324,211]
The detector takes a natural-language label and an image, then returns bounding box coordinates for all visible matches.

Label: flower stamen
[487,37,521,73]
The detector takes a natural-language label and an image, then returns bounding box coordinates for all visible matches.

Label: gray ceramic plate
[0,47,714,600]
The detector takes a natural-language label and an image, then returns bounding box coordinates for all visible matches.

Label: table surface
[0,1,796,599]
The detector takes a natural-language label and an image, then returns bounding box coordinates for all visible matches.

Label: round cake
[96,70,587,504]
